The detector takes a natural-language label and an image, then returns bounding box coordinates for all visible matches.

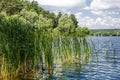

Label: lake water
[40,37,120,80]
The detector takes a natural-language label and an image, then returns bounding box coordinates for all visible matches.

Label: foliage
[0,0,91,79]
[91,29,120,36]
[57,14,76,36]
[76,27,90,37]
[69,14,78,27]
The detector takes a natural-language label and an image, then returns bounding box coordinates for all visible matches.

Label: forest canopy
[0,0,90,37]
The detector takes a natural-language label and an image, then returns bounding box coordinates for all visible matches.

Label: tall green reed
[0,14,43,79]
[0,13,94,79]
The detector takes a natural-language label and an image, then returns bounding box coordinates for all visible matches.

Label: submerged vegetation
[0,0,92,79]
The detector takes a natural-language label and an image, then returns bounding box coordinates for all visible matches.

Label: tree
[20,9,39,23]
[70,14,78,28]
[75,27,82,36]
[76,27,90,37]
[0,0,24,15]
[35,14,53,29]
[57,12,62,19]
[82,27,90,35]
[49,12,57,28]
[57,14,76,36]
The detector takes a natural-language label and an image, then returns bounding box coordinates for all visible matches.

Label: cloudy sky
[30,0,120,29]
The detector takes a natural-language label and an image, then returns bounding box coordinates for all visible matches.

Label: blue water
[41,37,120,80]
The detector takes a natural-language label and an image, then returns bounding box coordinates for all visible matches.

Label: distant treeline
[91,29,120,36]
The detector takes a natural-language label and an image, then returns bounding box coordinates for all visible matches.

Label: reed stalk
[0,13,93,79]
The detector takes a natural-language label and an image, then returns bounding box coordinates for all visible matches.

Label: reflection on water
[34,37,120,80]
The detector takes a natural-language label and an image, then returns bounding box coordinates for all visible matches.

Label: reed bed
[0,14,93,79]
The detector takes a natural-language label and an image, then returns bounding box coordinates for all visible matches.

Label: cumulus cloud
[32,0,86,8]
[83,6,90,10]
[75,12,83,18]
[75,12,120,29]
[90,0,110,10]
[90,0,120,10]
[91,10,120,16]
[91,10,104,16]
[89,0,120,16]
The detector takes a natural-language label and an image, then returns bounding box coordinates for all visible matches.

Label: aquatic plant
[0,11,93,80]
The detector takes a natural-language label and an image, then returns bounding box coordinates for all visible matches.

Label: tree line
[0,0,90,37]
[91,29,120,36]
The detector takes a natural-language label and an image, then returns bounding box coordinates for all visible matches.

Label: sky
[30,0,120,29]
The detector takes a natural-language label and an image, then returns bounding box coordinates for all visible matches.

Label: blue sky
[30,0,120,29]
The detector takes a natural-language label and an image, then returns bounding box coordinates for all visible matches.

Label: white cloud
[62,10,71,15]
[90,0,110,10]
[90,0,120,17]
[90,0,120,10]
[106,10,120,15]
[83,6,90,10]
[91,10,104,16]
[75,12,83,18]
[75,12,120,29]
[91,9,120,16]
[32,0,86,8]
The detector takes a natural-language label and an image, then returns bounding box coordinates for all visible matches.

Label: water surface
[39,37,120,80]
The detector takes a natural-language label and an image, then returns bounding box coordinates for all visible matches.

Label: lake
[37,36,120,80]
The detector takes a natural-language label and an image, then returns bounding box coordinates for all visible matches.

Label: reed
[0,14,41,79]
[0,13,93,79]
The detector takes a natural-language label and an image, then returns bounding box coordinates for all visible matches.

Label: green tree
[0,0,24,15]
[57,14,76,36]
[82,27,90,35]
[70,14,78,28]
[57,12,62,19]
[76,27,90,37]
[20,9,39,23]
